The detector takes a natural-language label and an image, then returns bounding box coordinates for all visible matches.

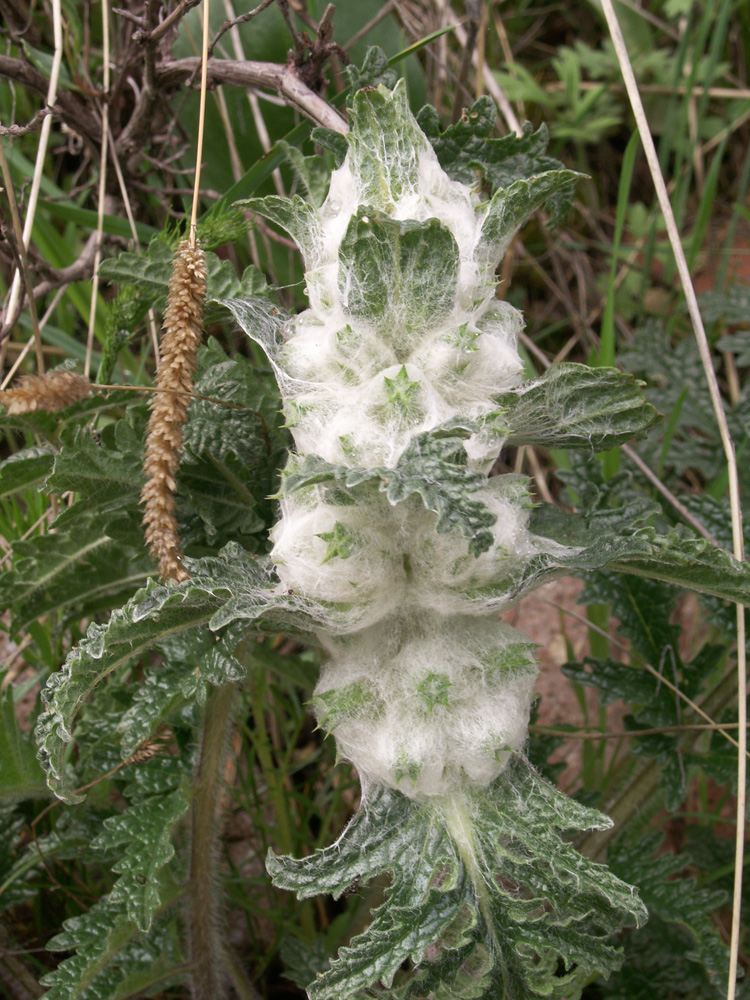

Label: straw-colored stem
[222,0,285,197]
[0,141,45,375]
[189,0,210,245]
[84,0,111,380]
[599,6,745,994]
[3,0,63,327]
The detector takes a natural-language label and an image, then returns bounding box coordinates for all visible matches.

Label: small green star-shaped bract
[317,521,357,563]
[417,671,452,711]
[383,365,421,416]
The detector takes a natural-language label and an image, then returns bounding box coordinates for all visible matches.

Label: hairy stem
[188,681,237,1000]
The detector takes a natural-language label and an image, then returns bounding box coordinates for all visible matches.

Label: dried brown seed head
[141,239,207,583]
[0,370,92,414]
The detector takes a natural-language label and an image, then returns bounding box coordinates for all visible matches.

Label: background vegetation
[0,0,749,997]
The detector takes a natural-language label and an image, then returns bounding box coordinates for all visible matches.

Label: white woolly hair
[263,84,562,798]
[316,613,537,798]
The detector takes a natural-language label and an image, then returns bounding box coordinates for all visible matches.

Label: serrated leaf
[344,46,398,94]
[40,885,183,1000]
[0,685,48,801]
[283,419,496,555]
[212,295,288,373]
[238,194,323,266]
[0,446,54,498]
[100,240,267,323]
[34,544,351,801]
[606,833,731,998]
[269,758,645,1000]
[579,571,681,665]
[700,284,750,327]
[48,419,145,506]
[92,785,189,932]
[498,364,660,449]
[98,239,173,295]
[416,101,576,222]
[346,82,430,208]
[277,140,333,207]
[338,209,459,358]
[1,507,151,635]
[118,628,246,758]
[529,502,750,606]
[477,169,583,270]
[180,338,289,542]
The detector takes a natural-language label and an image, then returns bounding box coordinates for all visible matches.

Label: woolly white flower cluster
[257,84,553,797]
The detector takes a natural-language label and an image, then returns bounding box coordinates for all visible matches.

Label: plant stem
[188,681,237,1000]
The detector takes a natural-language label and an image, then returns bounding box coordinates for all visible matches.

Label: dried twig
[154,57,348,132]
[0,141,44,373]
[4,0,63,325]
[0,107,51,137]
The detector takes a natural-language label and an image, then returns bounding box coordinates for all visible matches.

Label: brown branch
[0,232,99,341]
[0,108,50,137]
[136,0,202,46]
[0,927,42,1000]
[0,55,102,147]
[153,57,347,132]
[115,1,162,163]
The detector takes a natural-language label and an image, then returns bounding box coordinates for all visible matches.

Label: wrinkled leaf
[499,364,659,449]
[269,759,645,1000]
[283,419,496,555]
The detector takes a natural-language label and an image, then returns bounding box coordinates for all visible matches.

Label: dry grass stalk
[0,370,92,414]
[141,239,206,583]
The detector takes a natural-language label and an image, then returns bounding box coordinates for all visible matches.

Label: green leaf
[0,684,48,801]
[100,240,267,325]
[346,82,431,208]
[238,194,323,266]
[605,833,731,998]
[40,886,183,1000]
[0,447,55,498]
[416,100,577,223]
[277,140,334,207]
[477,169,583,270]
[344,46,398,94]
[1,507,151,635]
[338,208,459,359]
[34,544,351,801]
[92,784,190,932]
[212,295,288,371]
[498,364,660,449]
[179,339,289,543]
[98,239,173,296]
[283,419,498,556]
[269,758,646,1000]
[529,503,750,606]
[700,284,750,327]
[48,419,145,507]
[579,571,681,665]
[118,628,246,758]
